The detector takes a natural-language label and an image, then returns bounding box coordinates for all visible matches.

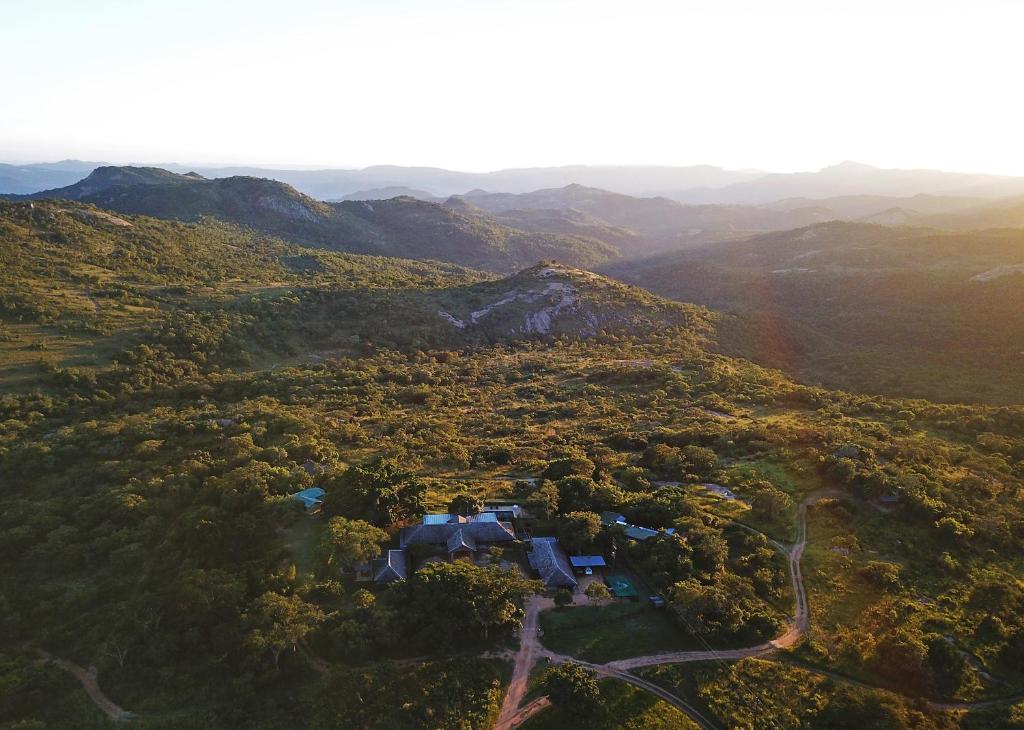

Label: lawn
[539,602,695,663]
[722,456,825,542]
[520,677,701,730]
[281,516,324,582]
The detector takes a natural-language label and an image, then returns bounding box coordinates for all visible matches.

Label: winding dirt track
[494,490,1020,729]
[36,650,135,723]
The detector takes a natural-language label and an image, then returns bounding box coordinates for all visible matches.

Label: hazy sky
[3,0,1023,174]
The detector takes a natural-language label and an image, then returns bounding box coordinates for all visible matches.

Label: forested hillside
[607,222,1024,404]
[2,197,1024,728]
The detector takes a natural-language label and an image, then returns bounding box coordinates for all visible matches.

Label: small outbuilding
[600,511,674,541]
[569,555,607,576]
[291,487,326,516]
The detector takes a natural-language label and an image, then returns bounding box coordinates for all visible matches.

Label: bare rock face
[256,193,320,223]
[435,261,691,341]
[438,263,586,335]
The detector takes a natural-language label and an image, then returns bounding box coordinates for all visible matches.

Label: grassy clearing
[723,454,825,542]
[520,677,701,730]
[636,658,950,730]
[281,516,325,582]
[539,601,694,663]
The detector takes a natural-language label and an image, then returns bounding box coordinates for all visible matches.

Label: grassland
[540,602,697,663]
[521,677,701,730]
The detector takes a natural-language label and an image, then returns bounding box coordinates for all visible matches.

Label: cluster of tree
[323,457,427,526]
[309,657,507,729]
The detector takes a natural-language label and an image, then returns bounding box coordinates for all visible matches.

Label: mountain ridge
[8,167,618,273]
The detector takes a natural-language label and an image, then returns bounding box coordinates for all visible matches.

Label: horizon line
[1,158,1020,179]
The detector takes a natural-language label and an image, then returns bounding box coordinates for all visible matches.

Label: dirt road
[494,595,554,730]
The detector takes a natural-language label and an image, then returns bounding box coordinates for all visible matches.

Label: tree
[745,479,793,518]
[668,579,744,638]
[934,516,974,544]
[859,561,902,590]
[352,588,376,610]
[616,466,651,492]
[543,662,601,715]
[632,533,694,587]
[584,582,611,600]
[527,480,560,519]
[685,524,729,575]
[627,486,696,528]
[681,445,718,479]
[554,475,598,514]
[557,511,601,553]
[554,588,574,608]
[245,592,325,670]
[396,561,542,647]
[814,686,922,729]
[871,629,934,696]
[317,516,389,573]
[666,574,780,642]
[925,633,969,698]
[326,458,426,526]
[542,455,595,482]
[641,443,684,479]
[448,492,483,516]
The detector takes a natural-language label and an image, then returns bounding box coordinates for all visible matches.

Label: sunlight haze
[3,0,1023,174]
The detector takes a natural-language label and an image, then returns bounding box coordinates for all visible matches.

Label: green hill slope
[606,222,1024,403]
[0,200,485,389]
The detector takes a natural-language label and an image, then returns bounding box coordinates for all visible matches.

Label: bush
[554,588,574,608]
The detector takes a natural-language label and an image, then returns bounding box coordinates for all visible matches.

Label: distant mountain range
[673,161,1024,204]
[8,159,1024,203]
[452,184,834,251]
[0,159,107,195]
[13,165,1024,277]
[9,166,618,272]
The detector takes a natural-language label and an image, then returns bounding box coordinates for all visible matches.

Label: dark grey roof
[400,514,515,548]
[447,528,477,554]
[371,549,407,583]
[301,459,325,476]
[529,538,577,589]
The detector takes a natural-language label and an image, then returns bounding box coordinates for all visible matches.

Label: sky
[3,0,1023,175]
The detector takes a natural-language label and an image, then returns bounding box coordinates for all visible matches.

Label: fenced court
[604,574,639,598]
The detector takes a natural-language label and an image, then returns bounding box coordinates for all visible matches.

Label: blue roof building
[569,555,607,569]
[292,487,326,514]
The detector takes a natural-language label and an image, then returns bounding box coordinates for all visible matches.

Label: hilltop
[9,160,1024,204]
[427,262,713,342]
